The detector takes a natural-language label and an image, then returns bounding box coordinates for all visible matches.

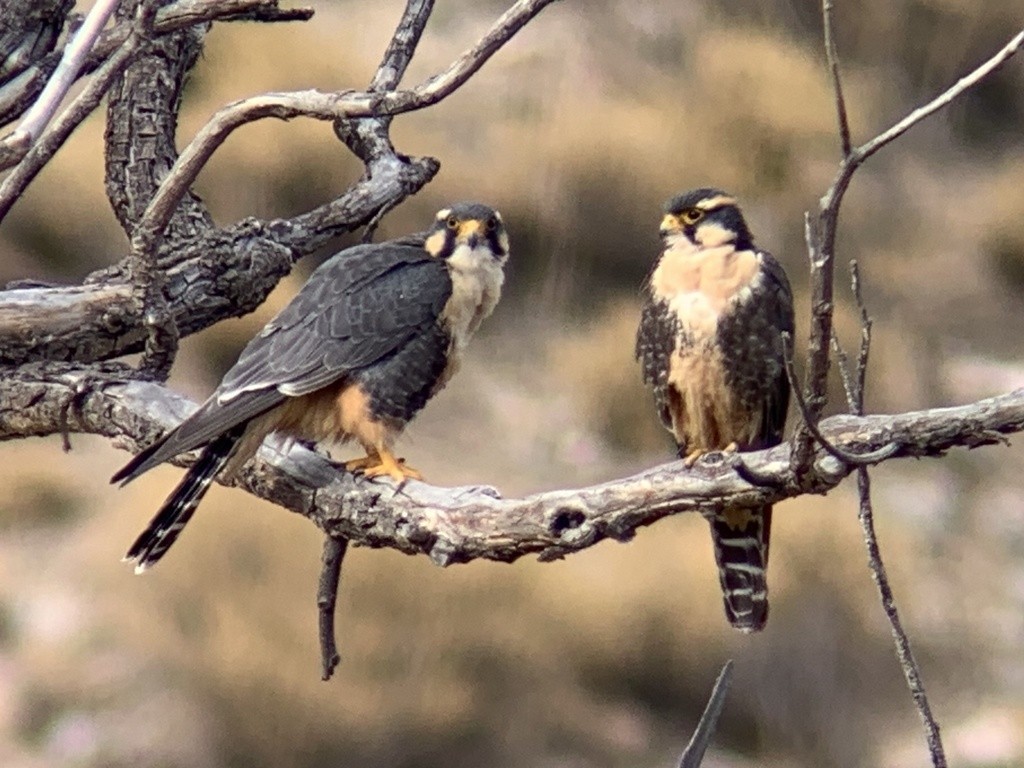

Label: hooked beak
[660,213,682,237]
[458,220,483,249]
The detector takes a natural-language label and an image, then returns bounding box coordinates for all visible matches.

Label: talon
[344,451,380,473]
[683,449,705,468]
[359,448,424,483]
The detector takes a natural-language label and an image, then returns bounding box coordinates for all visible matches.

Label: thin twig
[840,247,946,765]
[678,660,734,768]
[859,29,1024,163]
[370,0,435,92]
[0,21,151,218]
[794,24,1024,476]
[317,535,348,680]
[850,260,871,406]
[822,0,851,156]
[4,0,120,149]
[831,330,857,411]
[783,333,898,466]
[0,0,313,130]
[856,469,946,766]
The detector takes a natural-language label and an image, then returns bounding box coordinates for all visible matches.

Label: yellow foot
[358,449,424,484]
[683,443,738,468]
[682,449,706,468]
[344,452,380,473]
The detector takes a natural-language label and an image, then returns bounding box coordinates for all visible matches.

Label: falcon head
[660,188,753,250]
[425,202,509,265]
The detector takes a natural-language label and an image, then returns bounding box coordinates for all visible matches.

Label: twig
[2,0,120,152]
[0,19,150,218]
[317,535,348,680]
[794,25,1024,476]
[0,0,314,130]
[850,260,871,405]
[129,0,558,266]
[841,254,946,765]
[361,199,398,243]
[822,0,851,156]
[370,0,435,92]
[678,660,733,768]
[859,29,1024,163]
[782,332,898,467]
[830,329,857,411]
[856,469,946,766]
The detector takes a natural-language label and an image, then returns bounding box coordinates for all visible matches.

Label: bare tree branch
[678,660,734,768]
[131,0,558,264]
[821,0,851,157]
[0,26,149,207]
[836,260,948,766]
[792,25,1024,475]
[1,363,1021,566]
[859,28,1024,163]
[0,0,312,130]
[317,536,347,681]
[1,0,119,153]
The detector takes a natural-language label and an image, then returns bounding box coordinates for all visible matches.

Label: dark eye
[681,208,704,225]
[446,216,459,230]
[485,216,499,232]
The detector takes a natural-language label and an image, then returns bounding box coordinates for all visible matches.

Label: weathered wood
[2,363,1021,567]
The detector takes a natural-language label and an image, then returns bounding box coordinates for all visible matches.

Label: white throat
[444,244,506,349]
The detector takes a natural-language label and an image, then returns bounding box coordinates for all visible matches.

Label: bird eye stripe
[695,195,737,211]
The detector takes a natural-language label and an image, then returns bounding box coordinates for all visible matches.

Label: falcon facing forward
[635,189,794,632]
[113,203,510,572]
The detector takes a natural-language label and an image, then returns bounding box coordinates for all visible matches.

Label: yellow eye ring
[681,208,704,225]
[446,216,459,230]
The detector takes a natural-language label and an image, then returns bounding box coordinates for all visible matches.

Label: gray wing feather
[115,239,451,483]
[758,250,795,446]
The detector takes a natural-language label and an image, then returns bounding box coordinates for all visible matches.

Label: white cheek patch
[695,221,736,248]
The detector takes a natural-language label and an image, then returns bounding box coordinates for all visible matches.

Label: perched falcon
[635,189,794,632]
[113,203,510,572]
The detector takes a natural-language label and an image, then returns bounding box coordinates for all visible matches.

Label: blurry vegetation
[2,0,1024,766]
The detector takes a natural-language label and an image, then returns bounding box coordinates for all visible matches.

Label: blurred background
[2,0,1024,765]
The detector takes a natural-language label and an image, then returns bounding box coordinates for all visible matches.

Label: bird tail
[124,431,239,573]
[709,506,772,632]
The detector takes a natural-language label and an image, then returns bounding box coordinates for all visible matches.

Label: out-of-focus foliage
[2,1,1024,766]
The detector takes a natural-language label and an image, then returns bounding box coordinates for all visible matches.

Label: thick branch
[132,0,557,257]
[0,155,438,366]
[2,364,1020,567]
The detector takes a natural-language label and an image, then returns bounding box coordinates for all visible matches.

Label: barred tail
[124,431,238,573]
[709,506,772,632]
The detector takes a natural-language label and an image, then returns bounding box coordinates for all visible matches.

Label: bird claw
[683,442,738,468]
[347,450,424,483]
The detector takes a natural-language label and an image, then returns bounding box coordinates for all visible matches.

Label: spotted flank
[636,188,794,632]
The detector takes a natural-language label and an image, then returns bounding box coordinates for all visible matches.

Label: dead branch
[791,25,1024,475]
[1,363,1021,566]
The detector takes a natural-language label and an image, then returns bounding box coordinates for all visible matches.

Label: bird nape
[113,202,510,573]
[635,188,794,632]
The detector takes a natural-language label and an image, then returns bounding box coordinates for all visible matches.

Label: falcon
[113,203,510,572]
[635,188,794,632]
